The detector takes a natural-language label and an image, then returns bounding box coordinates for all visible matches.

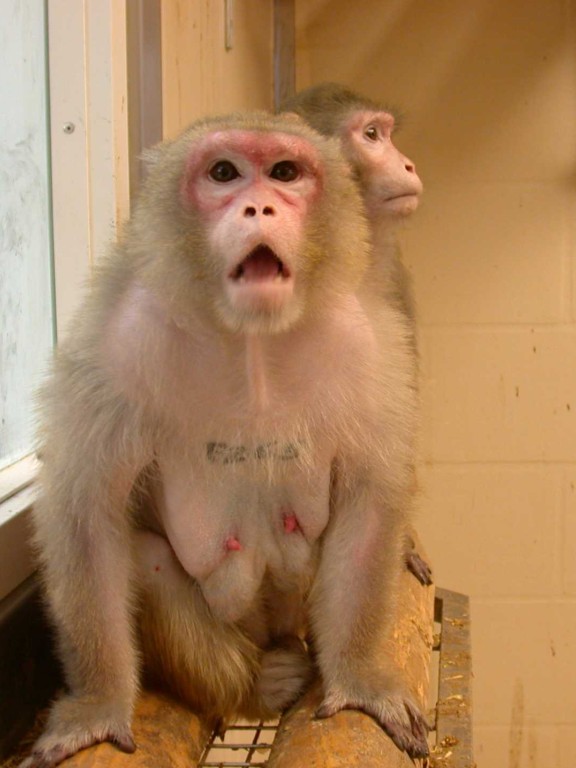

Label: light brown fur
[22,112,427,767]
[280,83,432,587]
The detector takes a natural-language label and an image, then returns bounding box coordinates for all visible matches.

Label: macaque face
[181,129,323,332]
[343,110,423,220]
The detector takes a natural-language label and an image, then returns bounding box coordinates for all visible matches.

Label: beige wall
[296,0,576,765]
[161,0,274,137]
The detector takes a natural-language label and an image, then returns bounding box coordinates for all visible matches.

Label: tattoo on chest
[206,440,300,465]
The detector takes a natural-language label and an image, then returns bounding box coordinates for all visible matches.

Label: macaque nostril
[263,206,275,216]
[244,206,257,217]
[405,163,415,173]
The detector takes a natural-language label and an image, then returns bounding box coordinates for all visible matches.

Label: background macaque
[22,111,427,767]
[280,82,432,586]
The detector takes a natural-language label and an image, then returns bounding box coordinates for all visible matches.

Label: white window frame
[0,0,131,602]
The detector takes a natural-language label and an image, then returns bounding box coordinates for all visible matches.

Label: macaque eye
[269,161,300,182]
[209,160,240,183]
[363,125,379,141]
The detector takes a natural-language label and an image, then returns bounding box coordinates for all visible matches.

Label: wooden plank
[432,589,474,768]
[273,0,295,108]
[161,0,273,139]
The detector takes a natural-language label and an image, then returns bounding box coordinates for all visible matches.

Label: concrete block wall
[296,0,576,764]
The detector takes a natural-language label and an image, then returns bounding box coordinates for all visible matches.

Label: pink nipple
[283,511,300,534]
[225,536,242,552]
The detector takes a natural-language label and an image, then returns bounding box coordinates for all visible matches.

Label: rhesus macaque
[280,82,432,586]
[22,111,428,767]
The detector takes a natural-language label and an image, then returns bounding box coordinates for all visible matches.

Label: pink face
[343,110,423,220]
[181,129,323,330]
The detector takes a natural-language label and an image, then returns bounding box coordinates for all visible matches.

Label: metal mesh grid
[198,721,279,767]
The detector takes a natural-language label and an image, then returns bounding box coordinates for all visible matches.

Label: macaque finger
[405,550,434,585]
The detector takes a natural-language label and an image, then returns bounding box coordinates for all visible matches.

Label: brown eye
[364,125,379,141]
[270,161,300,182]
[209,160,240,182]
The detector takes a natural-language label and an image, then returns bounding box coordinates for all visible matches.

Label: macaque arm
[309,482,429,759]
[20,366,151,768]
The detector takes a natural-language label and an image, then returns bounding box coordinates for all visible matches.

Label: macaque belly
[157,438,333,623]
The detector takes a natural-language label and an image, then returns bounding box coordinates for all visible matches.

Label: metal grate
[198,722,279,767]
[197,588,473,767]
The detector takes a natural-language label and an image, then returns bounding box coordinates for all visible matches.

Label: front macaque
[22,112,427,767]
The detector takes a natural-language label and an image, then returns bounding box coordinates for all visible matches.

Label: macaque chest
[157,433,333,622]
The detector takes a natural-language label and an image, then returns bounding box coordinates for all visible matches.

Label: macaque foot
[256,637,314,713]
[316,686,429,759]
[19,695,135,768]
[405,550,433,586]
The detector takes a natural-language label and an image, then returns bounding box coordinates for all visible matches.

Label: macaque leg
[135,532,312,722]
[20,484,139,768]
[310,488,429,759]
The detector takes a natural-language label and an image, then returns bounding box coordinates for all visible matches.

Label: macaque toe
[405,551,433,585]
[111,731,137,753]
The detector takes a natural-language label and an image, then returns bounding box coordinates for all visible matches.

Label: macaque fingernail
[115,735,137,753]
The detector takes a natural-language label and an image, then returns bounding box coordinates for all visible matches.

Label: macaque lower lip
[380,193,420,214]
[229,245,291,282]
[383,193,419,204]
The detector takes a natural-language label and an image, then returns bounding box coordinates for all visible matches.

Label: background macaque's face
[343,111,423,219]
[181,129,324,332]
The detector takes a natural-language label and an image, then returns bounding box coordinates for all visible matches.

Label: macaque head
[133,113,368,334]
[340,108,422,220]
[280,83,423,222]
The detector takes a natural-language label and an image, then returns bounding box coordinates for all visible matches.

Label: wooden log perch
[267,532,434,768]
[59,691,210,768]
[6,533,433,768]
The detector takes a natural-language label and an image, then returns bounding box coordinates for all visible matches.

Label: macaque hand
[19,694,136,768]
[316,676,430,759]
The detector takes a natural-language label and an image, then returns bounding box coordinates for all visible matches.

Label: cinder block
[417,464,561,598]
[474,724,558,768]
[419,328,576,462]
[402,182,569,325]
[471,601,576,726]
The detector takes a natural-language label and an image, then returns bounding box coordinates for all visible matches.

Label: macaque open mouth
[230,245,291,282]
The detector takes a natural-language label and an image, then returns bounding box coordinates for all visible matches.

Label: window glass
[0,0,54,470]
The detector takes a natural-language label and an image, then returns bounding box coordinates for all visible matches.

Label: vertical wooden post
[273,0,296,108]
[126,0,163,195]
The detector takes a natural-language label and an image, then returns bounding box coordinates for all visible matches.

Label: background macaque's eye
[209,160,240,182]
[363,125,379,141]
[269,161,300,182]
